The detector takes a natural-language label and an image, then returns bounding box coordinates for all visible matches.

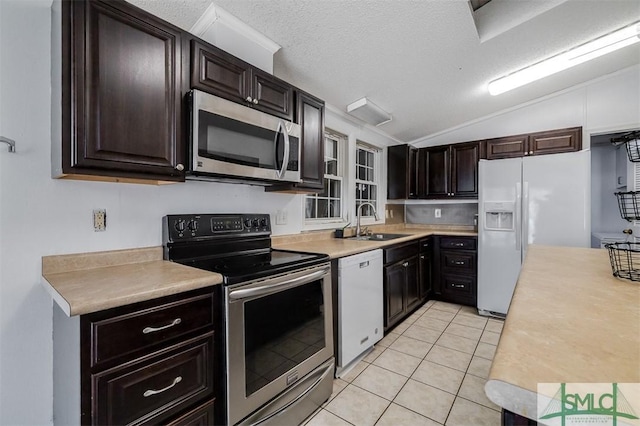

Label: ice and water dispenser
[483,202,515,231]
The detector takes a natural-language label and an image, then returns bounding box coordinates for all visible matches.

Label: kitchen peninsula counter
[485,245,640,420]
[273,225,476,259]
[41,247,223,316]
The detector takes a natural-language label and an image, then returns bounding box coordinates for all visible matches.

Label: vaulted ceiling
[129,0,640,144]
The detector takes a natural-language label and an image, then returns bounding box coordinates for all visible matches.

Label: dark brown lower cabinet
[418,238,433,300]
[433,236,478,307]
[385,262,407,328]
[53,286,221,425]
[383,241,424,331]
[502,409,537,426]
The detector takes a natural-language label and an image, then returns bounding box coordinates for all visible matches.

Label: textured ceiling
[128,0,640,144]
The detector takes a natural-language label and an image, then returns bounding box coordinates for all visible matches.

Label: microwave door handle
[274,120,289,179]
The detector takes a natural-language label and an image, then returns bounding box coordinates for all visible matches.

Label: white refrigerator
[478,151,590,316]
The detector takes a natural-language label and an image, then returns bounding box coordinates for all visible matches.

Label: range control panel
[163,214,271,242]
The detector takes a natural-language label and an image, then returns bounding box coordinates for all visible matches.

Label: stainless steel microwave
[188,89,301,184]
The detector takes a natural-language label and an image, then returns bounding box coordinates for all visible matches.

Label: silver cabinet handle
[420,255,425,259]
[246,96,253,102]
[175,163,184,171]
[452,284,465,288]
[402,262,409,267]
[252,98,259,105]
[142,318,181,334]
[143,376,182,397]
[454,261,465,265]
[455,243,465,247]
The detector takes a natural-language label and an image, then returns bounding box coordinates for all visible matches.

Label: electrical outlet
[276,210,287,225]
[435,208,442,218]
[93,209,106,231]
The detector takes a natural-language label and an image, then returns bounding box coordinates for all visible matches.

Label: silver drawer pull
[143,376,182,397]
[142,318,181,334]
[454,243,465,247]
[452,284,465,288]
[454,261,465,265]
[403,262,409,267]
[359,261,370,268]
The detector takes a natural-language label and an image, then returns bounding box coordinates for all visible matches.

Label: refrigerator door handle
[515,182,522,251]
[523,181,530,256]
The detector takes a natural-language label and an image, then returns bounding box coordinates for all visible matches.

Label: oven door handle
[228,266,329,301]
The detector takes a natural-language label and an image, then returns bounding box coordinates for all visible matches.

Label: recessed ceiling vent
[346,98,392,127]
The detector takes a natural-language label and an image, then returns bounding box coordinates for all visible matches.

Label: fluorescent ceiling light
[488,20,640,96]
[346,97,392,126]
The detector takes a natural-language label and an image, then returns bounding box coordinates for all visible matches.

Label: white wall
[412,65,640,148]
[590,144,631,234]
[0,2,395,424]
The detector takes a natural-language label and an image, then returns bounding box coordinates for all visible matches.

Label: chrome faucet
[356,202,379,236]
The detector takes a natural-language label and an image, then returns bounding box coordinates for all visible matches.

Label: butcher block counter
[485,245,640,420]
[41,246,223,316]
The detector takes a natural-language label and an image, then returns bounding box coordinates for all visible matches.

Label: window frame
[354,141,383,224]
[303,129,348,230]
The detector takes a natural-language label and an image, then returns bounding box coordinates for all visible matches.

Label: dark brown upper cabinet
[191,39,293,120]
[485,134,528,159]
[418,141,481,199]
[486,127,582,160]
[528,127,582,156]
[387,144,418,199]
[60,0,186,182]
[267,91,325,193]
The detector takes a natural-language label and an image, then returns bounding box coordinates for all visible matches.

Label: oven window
[198,110,299,171]
[244,280,325,397]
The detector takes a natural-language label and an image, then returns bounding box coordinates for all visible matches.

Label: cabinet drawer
[93,333,214,426]
[384,241,419,265]
[440,237,477,250]
[166,399,215,426]
[90,292,214,367]
[441,274,476,304]
[441,250,476,274]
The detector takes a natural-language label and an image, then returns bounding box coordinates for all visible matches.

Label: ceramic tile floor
[304,300,505,426]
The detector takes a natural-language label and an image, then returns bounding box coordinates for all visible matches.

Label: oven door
[225,263,333,425]
[191,89,301,183]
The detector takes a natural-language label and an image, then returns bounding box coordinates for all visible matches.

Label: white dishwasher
[336,249,383,376]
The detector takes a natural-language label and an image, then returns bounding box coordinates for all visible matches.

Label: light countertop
[41,247,223,316]
[485,245,640,420]
[41,225,477,317]
[273,225,477,259]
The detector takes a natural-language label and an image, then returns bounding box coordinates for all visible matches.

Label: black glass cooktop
[178,249,329,285]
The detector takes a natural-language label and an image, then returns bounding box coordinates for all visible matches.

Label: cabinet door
[423,146,450,198]
[65,0,184,180]
[387,145,410,199]
[528,127,582,156]
[408,147,418,199]
[419,250,432,301]
[450,142,480,198]
[485,134,528,160]
[297,92,325,189]
[191,39,250,103]
[384,263,406,329]
[405,256,421,312]
[250,68,293,120]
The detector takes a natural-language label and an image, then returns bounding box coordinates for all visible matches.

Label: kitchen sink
[347,233,409,241]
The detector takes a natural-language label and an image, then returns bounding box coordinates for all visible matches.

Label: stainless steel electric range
[163,214,334,426]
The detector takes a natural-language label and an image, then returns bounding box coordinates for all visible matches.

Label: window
[305,130,345,222]
[355,142,381,218]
